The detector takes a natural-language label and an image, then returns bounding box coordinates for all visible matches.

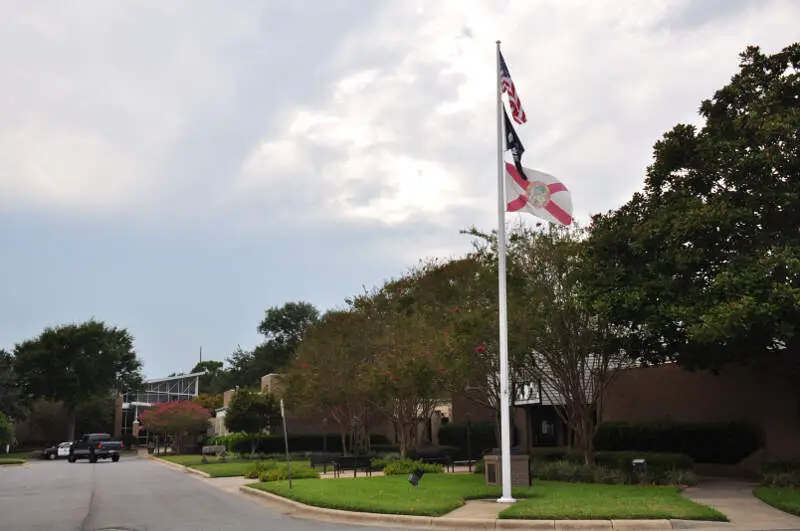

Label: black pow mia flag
[504,107,528,182]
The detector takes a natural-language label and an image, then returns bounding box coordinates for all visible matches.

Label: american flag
[499,51,527,124]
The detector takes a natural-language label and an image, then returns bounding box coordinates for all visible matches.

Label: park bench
[332,456,373,478]
[309,452,343,474]
[200,445,228,464]
[420,455,455,473]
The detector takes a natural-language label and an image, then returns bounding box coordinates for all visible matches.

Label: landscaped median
[154,454,312,478]
[0,457,26,465]
[753,487,800,517]
[244,474,727,522]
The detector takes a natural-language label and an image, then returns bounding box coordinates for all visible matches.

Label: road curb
[238,485,676,530]
[147,455,212,478]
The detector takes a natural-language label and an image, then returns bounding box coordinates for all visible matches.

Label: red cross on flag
[505,162,573,226]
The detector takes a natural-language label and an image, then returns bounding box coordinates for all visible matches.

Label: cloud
[2,0,799,242]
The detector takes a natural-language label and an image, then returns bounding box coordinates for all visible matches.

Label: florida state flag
[505,162,573,226]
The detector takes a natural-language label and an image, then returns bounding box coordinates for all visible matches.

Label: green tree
[74,394,116,435]
[190,360,231,395]
[283,310,375,455]
[258,301,320,355]
[0,412,13,448]
[192,393,223,415]
[583,43,800,372]
[224,388,280,454]
[512,224,630,463]
[0,349,27,420]
[13,320,144,440]
[226,302,320,388]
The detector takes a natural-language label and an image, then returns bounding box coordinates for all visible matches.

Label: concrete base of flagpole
[496,497,516,504]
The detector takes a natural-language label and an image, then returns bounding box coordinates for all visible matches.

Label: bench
[309,453,343,474]
[200,445,227,464]
[420,455,454,473]
[332,456,372,478]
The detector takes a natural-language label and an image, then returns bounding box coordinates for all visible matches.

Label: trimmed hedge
[437,421,497,460]
[209,433,390,455]
[594,422,761,464]
[527,448,693,474]
[761,460,800,488]
[382,459,444,476]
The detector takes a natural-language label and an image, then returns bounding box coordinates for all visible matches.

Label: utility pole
[199,346,203,364]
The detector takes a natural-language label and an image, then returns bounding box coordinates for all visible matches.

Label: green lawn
[0,458,26,465]
[499,482,726,521]
[753,487,800,516]
[249,474,726,520]
[159,455,310,478]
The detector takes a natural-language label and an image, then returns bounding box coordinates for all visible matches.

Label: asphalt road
[0,455,384,531]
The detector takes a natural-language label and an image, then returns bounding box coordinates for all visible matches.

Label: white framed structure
[121,371,204,441]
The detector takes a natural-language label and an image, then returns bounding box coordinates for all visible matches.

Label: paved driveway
[0,456,385,531]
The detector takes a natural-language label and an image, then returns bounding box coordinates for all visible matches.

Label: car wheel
[112,455,120,462]
[48,453,56,460]
[68,455,76,463]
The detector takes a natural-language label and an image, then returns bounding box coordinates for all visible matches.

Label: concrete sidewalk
[681,479,800,531]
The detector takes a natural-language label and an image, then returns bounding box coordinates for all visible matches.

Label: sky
[1,0,798,378]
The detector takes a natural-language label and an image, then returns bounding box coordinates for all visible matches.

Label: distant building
[119,371,204,442]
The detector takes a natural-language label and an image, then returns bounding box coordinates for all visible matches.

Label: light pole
[466,413,473,473]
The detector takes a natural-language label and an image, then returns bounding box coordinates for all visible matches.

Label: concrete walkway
[680,479,800,530]
[444,499,505,520]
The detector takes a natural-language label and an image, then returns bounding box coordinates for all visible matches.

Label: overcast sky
[1,0,797,378]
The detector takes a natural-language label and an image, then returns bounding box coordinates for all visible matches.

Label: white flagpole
[495,40,515,504]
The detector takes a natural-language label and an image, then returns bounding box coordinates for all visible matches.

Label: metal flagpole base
[496,497,516,504]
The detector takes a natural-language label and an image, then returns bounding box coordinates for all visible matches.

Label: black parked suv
[68,433,124,463]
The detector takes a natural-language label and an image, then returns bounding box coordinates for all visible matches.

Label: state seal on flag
[525,181,551,209]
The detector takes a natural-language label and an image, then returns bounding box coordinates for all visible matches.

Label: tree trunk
[340,430,347,456]
[251,437,256,456]
[67,408,76,441]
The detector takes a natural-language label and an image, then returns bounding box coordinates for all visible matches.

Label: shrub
[761,461,800,487]
[594,422,761,464]
[473,460,485,474]
[532,458,695,486]
[259,464,319,482]
[382,459,444,476]
[208,433,390,454]
[593,451,694,476]
[534,460,595,483]
[244,461,277,479]
[437,421,498,460]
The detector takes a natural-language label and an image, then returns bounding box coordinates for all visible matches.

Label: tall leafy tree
[13,320,144,440]
[513,224,630,463]
[226,301,320,388]
[224,388,280,454]
[0,349,27,420]
[0,412,13,448]
[283,310,374,455]
[583,43,800,372]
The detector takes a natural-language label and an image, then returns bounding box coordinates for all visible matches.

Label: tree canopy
[13,320,144,439]
[583,43,800,371]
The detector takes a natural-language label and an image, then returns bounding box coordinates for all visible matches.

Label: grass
[158,454,310,478]
[0,458,26,465]
[499,482,726,521]
[3,451,33,460]
[753,487,800,516]
[249,474,726,520]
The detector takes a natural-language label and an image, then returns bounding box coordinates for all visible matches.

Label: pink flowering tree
[140,400,211,453]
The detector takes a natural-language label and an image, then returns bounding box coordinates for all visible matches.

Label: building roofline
[144,371,206,384]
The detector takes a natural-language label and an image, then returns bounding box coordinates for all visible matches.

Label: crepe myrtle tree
[140,401,211,454]
[282,310,375,456]
[512,223,631,464]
